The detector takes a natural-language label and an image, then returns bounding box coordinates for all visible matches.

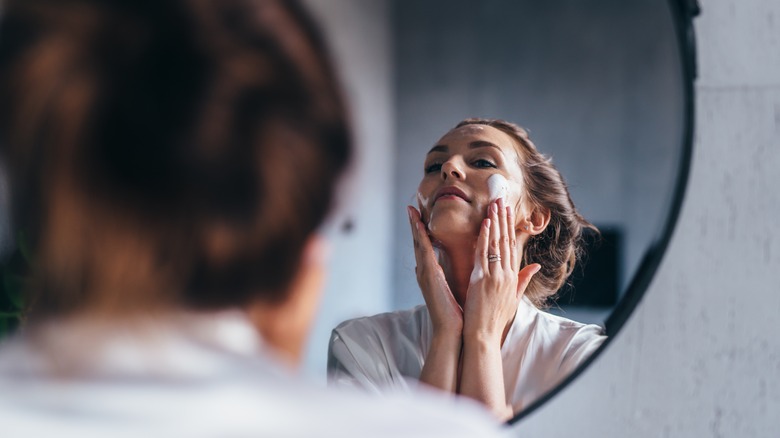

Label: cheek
[484,173,523,205]
[484,174,526,226]
[487,174,509,201]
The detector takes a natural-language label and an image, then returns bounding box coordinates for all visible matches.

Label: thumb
[516,263,541,297]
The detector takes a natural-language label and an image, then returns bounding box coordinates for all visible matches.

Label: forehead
[437,125,519,153]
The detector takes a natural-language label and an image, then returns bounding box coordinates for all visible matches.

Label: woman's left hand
[462,198,540,343]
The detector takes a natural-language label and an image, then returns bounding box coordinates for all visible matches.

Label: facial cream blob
[487,174,509,201]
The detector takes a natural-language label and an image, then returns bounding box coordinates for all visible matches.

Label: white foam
[415,192,434,231]
[416,192,430,209]
[487,174,509,201]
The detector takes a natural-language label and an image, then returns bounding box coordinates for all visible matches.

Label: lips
[434,186,471,204]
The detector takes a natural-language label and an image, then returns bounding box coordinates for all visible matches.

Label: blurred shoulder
[332,304,430,340]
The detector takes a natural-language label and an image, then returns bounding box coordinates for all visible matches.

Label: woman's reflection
[328,118,607,419]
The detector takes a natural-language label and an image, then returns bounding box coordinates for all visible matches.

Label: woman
[328,118,607,419]
[0,1,504,435]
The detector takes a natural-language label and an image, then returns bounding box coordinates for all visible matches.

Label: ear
[521,207,550,236]
[247,235,329,367]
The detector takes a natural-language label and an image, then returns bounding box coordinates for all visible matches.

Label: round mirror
[304,0,696,422]
[0,0,695,424]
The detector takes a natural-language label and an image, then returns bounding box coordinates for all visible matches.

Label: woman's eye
[473,159,497,169]
[425,163,442,173]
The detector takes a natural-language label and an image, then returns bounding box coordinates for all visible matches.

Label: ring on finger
[487,254,501,263]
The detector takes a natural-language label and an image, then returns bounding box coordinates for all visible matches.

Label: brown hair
[455,118,597,307]
[0,0,350,316]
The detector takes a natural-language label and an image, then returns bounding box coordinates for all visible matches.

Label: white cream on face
[487,174,509,201]
[416,191,435,231]
[416,191,430,210]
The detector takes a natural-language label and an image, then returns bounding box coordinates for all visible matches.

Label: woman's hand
[458,198,540,420]
[463,198,540,343]
[407,206,463,336]
[409,206,463,394]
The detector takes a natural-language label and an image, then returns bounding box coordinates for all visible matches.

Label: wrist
[462,326,502,346]
[431,317,463,336]
[431,326,463,344]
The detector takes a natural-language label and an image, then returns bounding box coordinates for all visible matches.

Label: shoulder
[332,304,429,341]
[535,308,605,337]
[528,306,607,366]
[328,305,432,389]
[0,347,506,437]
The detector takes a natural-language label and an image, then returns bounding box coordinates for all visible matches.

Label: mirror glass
[305,0,690,422]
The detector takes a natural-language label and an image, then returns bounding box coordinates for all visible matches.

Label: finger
[516,263,541,299]
[411,208,437,267]
[498,198,510,271]
[408,206,430,271]
[471,217,491,283]
[488,201,501,273]
[407,206,418,248]
[507,206,518,271]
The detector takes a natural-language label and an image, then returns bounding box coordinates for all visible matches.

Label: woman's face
[417,124,527,246]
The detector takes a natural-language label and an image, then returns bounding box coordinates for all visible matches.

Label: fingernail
[407,206,413,221]
[491,203,498,214]
[532,264,542,274]
[485,218,491,228]
[498,197,504,208]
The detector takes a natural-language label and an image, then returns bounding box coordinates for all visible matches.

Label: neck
[438,236,528,345]
[437,241,476,307]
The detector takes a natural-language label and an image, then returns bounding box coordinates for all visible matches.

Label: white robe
[328,297,606,412]
[0,310,506,437]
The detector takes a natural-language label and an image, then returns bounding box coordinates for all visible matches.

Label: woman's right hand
[408,206,463,336]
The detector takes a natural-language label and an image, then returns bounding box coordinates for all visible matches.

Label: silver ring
[487,254,501,263]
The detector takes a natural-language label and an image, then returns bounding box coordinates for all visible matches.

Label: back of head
[0,0,350,317]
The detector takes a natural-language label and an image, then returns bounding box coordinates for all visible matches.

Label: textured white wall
[514,0,780,435]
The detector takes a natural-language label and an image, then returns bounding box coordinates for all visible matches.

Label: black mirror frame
[507,0,700,426]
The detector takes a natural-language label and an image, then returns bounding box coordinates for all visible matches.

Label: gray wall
[515,0,780,435]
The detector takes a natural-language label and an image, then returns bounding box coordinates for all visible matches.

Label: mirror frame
[507,0,700,425]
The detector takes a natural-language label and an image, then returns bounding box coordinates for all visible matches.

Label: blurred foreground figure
[0,1,504,435]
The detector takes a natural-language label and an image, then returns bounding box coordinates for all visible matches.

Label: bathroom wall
[515,0,780,435]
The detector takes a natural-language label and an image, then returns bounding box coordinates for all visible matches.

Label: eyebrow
[426,141,504,155]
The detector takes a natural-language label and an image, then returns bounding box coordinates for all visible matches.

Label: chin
[427,215,479,248]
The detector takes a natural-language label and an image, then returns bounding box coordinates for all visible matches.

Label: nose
[441,159,464,180]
